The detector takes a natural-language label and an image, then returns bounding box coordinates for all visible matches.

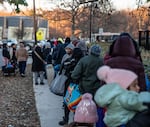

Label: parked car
[1,39,18,46]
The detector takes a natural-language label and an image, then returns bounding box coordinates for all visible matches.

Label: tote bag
[50,73,68,96]
[46,64,55,86]
[64,83,82,112]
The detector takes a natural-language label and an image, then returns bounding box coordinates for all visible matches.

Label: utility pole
[72,0,75,37]
[80,0,98,43]
[33,0,37,45]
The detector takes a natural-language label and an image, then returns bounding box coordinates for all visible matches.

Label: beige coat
[16,47,28,62]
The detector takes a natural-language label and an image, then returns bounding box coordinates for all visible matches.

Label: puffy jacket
[94,83,148,127]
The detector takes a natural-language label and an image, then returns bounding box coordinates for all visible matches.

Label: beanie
[76,40,87,51]
[89,45,101,56]
[65,43,75,50]
[97,65,138,89]
[74,93,98,123]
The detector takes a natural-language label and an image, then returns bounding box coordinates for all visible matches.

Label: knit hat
[97,65,138,89]
[65,43,75,50]
[89,45,101,56]
[76,40,87,51]
[74,93,98,123]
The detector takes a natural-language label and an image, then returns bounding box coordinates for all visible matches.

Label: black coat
[32,46,44,72]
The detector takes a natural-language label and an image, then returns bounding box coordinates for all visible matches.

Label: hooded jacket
[94,83,148,127]
[71,54,103,96]
[105,36,146,91]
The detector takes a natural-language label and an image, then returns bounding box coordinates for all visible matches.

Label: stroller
[2,62,16,76]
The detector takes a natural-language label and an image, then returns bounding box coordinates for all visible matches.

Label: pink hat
[74,93,98,123]
[97,65,138,89]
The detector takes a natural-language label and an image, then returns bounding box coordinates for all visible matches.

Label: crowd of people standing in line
[1,33,150,127]
[44,34,149,127]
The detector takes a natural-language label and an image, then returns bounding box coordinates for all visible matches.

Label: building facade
[0,16,49,41]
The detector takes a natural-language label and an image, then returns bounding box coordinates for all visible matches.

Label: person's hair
[72,48,84,60]
[65,37,71,43]
[3,43,7,48]
[20,41,25,45]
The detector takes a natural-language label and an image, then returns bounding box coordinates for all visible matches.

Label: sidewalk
[33,77,63,127]
[33,75,74,127]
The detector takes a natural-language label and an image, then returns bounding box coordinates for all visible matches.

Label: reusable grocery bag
[50,72,67,96]
[46,64,55,85]
[64,83,82,112]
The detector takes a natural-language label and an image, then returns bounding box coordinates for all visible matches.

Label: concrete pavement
[33,77,63,127]
[27,56,73,127]
[33,75,74,127]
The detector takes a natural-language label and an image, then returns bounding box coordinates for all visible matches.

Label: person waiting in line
[76,40,88,56]
[2,43,10,70]
[52,37,71,77]
[43,43,52,79]
[71,44,104,96]
[61,43,75,64]
[16,41,28,77]
[9,43,17,69]
[32,44,45,85]
[59,47,84,126]
[95,65,150,127]
[71,44,105,127]
[104,34,146,91]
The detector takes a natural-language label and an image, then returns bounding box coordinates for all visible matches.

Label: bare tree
[58,0,113,38]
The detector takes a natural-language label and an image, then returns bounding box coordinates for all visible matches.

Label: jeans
[18,61,27,74]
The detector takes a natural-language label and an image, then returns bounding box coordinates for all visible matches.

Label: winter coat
[60,48,84,79]
[52,43,67,65]
[16,47,28,62]
[94,83,148,127]
[71,54,103,96]
[105,36,146,91]
[43,48,51,61]
[2,47,10,59]
[32,46,44,72]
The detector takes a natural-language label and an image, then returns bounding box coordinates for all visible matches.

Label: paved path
[33,78,64,127]
[29,56,74,127]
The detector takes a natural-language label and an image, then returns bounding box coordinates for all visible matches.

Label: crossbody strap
[34,50,46,64]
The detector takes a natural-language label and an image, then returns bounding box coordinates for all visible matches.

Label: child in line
[94,65,150,127]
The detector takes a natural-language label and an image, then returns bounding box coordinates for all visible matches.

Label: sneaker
[40,82,44,85]
[58,117,68,126]
[58,120,68,126]
[21,73,25,77]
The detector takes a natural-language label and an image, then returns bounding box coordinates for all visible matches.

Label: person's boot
[58,116,68,126]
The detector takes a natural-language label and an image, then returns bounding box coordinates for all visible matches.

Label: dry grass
[0,64,41,127]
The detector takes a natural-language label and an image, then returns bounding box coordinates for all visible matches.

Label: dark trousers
[126,109,150,127]
[63,78,72,121]
[96,107,107,127]
[18,61,26,74]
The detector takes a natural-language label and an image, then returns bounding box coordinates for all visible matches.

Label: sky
[112,0,137,10]
[0,0,147,12]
